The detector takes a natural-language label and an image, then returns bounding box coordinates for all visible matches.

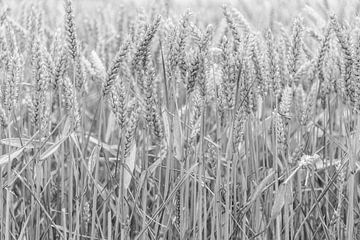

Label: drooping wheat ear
[301,82,317,126]
[2,48,21,113]
[352,32,360,109]
[289,17,304,76]
[316,26,332,106]
[279,85,293,117]
[195,54,207,99]
[43,46,55,82]
[250,35,265,95]
[123,101,139,159]
[73,102,81,130]
[177,10,191,81]
[144,62,156,127]
[319,61,336,108]
[222,5,242,46]
[151,104,164,140]
[229,7,251,35]
[315,25,331,76]
[242,60,257,114]
[131,15,161,75]
[195,27,213,99]
[273,111,286,152]
[62,76,75,112]
[108,82,126,130]
[30,39,47,132]
[62,76,81,129]
[233,106,247,146]
[199,24,214,52]
[276,38,289,92]
[102,39,130,97]
[166,23,180,80]
[330,15,354,101]
[0,105,8,128]
[217,85,226,122]
[294,84,305,123]
[220,36,236,110]
[265,29,277,91]
[333,52,345,95]
[53,47,68,90]
[74,54,85,91]
[189,90,202,136]
[64,0,79,60]
[187,52,200,95]
[89,50,106,80]
[144,62,164,139]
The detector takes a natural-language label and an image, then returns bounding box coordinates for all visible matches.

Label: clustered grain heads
[103,40,130,97]
[1,1,360,240]
[131,15,161,76]
[222,5,242,46]
[0,104,7,128]
[2,50,21,112]
[273,110,286,152]
[108,82,126,129]
[279,85,293,117]
[144,63,164,139]
[123,102,139,159]
[30,38,48,132]
[53,47,68,89]
[289,17,304,76]
[64,0,78,60]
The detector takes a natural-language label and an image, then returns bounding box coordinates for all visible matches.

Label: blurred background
[5,0,360,28]
[4,0,359,36]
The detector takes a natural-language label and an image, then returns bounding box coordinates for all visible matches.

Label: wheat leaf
[0,147,25,166]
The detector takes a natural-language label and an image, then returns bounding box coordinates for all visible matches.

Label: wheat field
[0,0,359,239]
